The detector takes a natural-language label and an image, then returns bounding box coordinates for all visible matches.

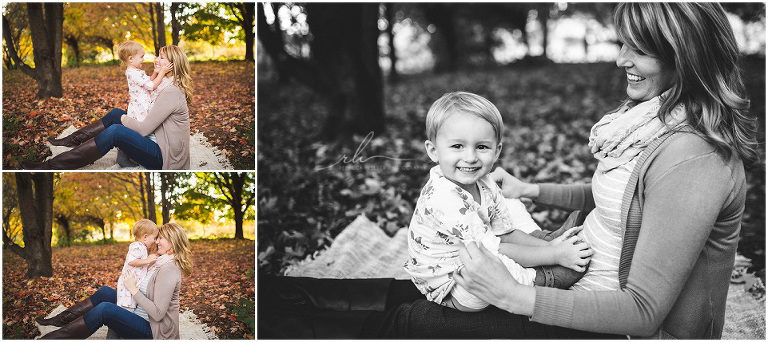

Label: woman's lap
[85,286,152,339]
[259,277,624,339]
[94,108,163,169]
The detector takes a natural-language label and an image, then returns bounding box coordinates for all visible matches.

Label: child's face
[142,231,158,248]
[129,49,145,69]
[425,112,501,193]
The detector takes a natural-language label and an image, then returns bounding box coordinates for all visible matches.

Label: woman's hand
[490,168,539,199]
[453,242,536,316]
[123,271,139,295]
[553,236,593,272]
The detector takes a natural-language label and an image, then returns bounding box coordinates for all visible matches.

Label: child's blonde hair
[159,45,193,104]
[132,219,158,240]
[117,40,144,65]
[426,91,504,143]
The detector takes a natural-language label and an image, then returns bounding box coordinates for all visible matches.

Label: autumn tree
[2,3,30,70]
[2,174,21,246]
[179,172,254,239]
[258,3,384,139]
[3,3,63,98]
[4,173,55,278]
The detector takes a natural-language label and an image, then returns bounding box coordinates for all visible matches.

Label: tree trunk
[13,173,54,278]
[155,3,166,48]
[242,3,255,62]
[145,172,157,223]
[139,172,147,218]
[170,3,181,46]
[64,34,80,67]
[3,4,63,99]
[159,173,174,225]
[149,3,158,55]
[305,3,385,139]
[538,3,550,59]
[423,4,459,73]
[55,214,71,247]
[386,3,399,84]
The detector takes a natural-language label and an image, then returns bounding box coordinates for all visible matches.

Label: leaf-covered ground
[257,58,766,277]
[2,239,255,339]
[3,60,255,170]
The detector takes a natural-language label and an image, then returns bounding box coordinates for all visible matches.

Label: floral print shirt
[125,67,154,122]
[117,241,150,308]
[404,166,540,304]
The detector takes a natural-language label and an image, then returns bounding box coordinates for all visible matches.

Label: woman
[444,2,759,338]
[37,223,193,339]
[24,45,192,170]
[259,3,759,339]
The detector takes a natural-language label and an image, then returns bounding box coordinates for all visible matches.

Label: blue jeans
[83,286,153,339]
[93,108,163,169]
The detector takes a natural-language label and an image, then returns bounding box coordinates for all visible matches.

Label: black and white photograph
[257,2,765,339]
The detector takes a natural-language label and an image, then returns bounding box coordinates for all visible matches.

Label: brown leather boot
[48,119,105,148]
[22,139,102,170]
[40,316,91,339]
[36,298,94,327]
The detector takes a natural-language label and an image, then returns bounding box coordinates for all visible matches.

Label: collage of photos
[257,2,766,340]
[2,2,255,340]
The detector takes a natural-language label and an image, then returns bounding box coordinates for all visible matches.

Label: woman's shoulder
[646,130,744,181]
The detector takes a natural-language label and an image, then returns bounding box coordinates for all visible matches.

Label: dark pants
[258,276,624,339]
[93,108,163,169]
[82,286,153,339]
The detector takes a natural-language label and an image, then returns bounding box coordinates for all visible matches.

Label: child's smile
[425,112,501,196]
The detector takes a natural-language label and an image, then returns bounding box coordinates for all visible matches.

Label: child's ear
[424,140,439,163]
[494,142,502,161]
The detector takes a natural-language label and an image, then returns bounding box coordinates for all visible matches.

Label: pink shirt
[117,241,150,308]
[125,67,154,122]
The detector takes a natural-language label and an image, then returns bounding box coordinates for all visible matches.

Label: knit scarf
[149,254,175,273]
[589,92,687,172]
[149,76,174,107]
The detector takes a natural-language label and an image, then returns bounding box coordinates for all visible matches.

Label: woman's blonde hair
[159,45,193,104]
[614,3,760,166]
[159,223,193,276]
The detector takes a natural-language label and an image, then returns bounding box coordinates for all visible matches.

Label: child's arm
[149,63,173,90]
[499,229,549,246]
[127,253,158,267]
[499,235,592,270]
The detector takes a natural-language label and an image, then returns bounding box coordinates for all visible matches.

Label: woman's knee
[102,108,126,126]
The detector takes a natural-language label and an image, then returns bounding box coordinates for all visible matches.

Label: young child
[117,219,159,309]
[115,40,173,167]
[405,91,591,312]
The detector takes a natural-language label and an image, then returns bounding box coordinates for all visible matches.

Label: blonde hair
[614,3,760,166]
[132,219,158,240]
[158,223,193,276]
[117,40,143,65]
[426,91,504,143]
[159,45,193,104]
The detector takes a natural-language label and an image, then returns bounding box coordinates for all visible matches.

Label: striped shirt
[131,267,158,321]
[571,158,638,291]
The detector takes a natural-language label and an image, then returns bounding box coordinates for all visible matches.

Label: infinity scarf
[589,92,687,172]
[148,254,175,273]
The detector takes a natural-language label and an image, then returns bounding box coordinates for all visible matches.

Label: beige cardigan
[122,84,190,170]
[133,262,182,339]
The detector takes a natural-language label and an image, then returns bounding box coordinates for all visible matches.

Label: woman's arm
[132,264,182,321]
[491,167,595,212]
[457,150,736,336]
[122,87,183,136]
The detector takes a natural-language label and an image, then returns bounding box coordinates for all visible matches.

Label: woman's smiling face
[616,43,675,101]
[156,235,173,255]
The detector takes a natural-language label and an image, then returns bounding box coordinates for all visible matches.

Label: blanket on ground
[284,215,765,339]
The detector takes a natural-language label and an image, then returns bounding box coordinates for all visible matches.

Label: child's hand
[159,63,174,74]
[549,226,583,246]
[554,235,592,272]
[147,254,158,263]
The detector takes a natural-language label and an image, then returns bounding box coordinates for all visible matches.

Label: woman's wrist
[525,183,540,199]
[499,282,537,317]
